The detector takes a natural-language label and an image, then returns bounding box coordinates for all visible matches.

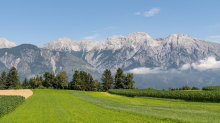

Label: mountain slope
[0,44,100,81]
[40,32,220,71]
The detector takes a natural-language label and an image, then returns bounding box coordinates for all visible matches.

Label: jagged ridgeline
[40,32,220,71]
[0,44,101,82]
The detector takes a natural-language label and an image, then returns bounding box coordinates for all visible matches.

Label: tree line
[0,67,135,91]
[168,85,200,91]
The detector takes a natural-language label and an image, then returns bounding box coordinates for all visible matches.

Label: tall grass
[0,96,25,118]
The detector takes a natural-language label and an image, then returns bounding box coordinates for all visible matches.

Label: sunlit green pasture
[0,89,184,123]
[80,91,220,122]
[85,91,220,110]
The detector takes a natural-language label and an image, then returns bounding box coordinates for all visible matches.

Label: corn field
[108,89,220,102]
[0,96,25,118]
[202,85,220,90]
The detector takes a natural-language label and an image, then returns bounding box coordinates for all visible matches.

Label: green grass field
[74,91,220,122]
[0,95,25,118]
[0,89,188,123]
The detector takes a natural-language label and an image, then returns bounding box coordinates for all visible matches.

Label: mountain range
[40,32,220,71]
[1,32,220,89]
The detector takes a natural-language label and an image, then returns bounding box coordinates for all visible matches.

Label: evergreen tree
[39,75,44,88]
[39,75,43,84]
[55,71,69,89]
[182,85,191,90]
[101,69,113,91]
[6,66,20,89]
[22,77,29,89]
[114,68,126,89]
[29,78,36,89]
[0,71,7,90]
[86,73,95,91]
[35,75,42,88]
[89,74,95,91]
[94,79,103,92]
[43,72,55,88]
[124,73,135,89]
[71,70,81,90]
[85,73,90,91]
[191,86,200,90]
[50,72,55,88]
[79,71,87,91]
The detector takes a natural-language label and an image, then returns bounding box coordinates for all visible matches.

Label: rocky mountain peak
[56,37,72,42]
[0,38,18,48]
[126,32,151,38]
[168,33,191,39]
[107,35,124,40]
[124,32,152,44]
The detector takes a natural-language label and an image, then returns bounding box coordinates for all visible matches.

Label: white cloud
[83,34,99,40]
[127,57,220,74]
[135,12,140,15]
[180,63,191,70]
[144,8,160,17]
[209,35,220,39]
[191,57,220,71]
[127,67,163,74]
[104,26,116,30]
[93,30,101,32]
[180,57,220,71]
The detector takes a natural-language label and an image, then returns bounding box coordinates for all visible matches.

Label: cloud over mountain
[128,57,220,74]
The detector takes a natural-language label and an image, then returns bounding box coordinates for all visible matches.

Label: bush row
[108,89,220,102]
[0,96,25,118]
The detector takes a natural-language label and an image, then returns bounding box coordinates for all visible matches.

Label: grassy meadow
[0,95,25,118]
[0,89,183,123]
[0,89,220,122]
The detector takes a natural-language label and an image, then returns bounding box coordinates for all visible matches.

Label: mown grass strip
[85,91,220,110]
[0,95,25,118]
[0,89,181,123]
[71,91,220,123]
[108,89,220,102]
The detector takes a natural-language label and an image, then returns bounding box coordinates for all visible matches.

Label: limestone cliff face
[0,44,98,81]
[40,32,220,71]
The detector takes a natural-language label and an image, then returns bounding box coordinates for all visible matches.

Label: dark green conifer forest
[0,66,135,91]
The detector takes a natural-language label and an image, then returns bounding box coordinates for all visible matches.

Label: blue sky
[1,0,220,46]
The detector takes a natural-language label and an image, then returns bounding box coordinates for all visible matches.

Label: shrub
[191,87,200,90]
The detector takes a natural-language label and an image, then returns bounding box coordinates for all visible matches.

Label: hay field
[0,89,33,99]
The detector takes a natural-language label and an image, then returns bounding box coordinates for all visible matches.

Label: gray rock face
[40,32,220,71]
[0,38,18,48]
[0,44,100,81]
[40,37,99,52]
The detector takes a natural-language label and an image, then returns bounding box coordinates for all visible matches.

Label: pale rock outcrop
[0,38,18,48]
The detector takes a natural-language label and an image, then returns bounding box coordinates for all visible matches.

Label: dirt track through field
[0,89,33,99]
